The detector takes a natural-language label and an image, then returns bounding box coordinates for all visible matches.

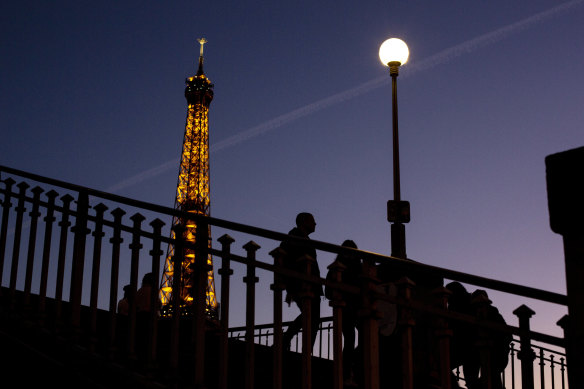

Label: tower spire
[197,37,207,76]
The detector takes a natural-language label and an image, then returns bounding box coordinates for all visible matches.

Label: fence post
[510,341,517,389]
[513,304,536,389]
[560,356,567,389]
[243,240,260,389]
[473,292,494,389]
[545,147,584,389]
[559,231,584,389]
[193,217,211,388]
[108,207,126,358]
[327,259,346,389]
[0,177,16,296]
[298,253,316,389]
[38,189,58,322]
[147,218,165,370]
[169,223,185,380]
[54,194,73,328]
[557,315,569,389]
[127,212,145,359]
[539,348,546,389]
[270,247,285,389]
[89,202,107,352]
[397,277,416,389]
[9,181,29,309]
[69,189,90,334]
[218,234,235,389]
[549,353,555,389]
[432,286,453,389]
[360,258,380,389]
[23,186,43,310]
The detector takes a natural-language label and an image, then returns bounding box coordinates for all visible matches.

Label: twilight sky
[2,1,584,339]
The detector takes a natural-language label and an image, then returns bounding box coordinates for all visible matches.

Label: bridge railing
[0,164,574,389]
[228,317,568,389]
[228,317,336,360]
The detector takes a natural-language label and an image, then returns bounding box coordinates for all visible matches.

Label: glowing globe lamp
[379,38,409,67]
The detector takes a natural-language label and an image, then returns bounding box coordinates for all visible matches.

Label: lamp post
[379,38,410,259]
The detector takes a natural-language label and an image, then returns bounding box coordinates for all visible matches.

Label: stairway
[0,287,332,389]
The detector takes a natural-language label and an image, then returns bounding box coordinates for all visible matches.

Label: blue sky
[2,0,584,338]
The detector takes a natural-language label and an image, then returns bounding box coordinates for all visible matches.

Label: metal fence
[0,164,572,389]
[229,317,568,389]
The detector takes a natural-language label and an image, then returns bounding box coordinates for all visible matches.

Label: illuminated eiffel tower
[159,38,217,315]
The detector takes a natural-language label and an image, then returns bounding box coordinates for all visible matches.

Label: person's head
[123,284,131,298]
[337,239,359,266]
[142,272,154,287]
[341,239,357,249]
[296,212,316,235]
[446,281,467,295]
[446,281,470,308]
[471,289,492,305]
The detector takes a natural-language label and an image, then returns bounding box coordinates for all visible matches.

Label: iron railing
[229,317,568,389]
[0,164,573,389]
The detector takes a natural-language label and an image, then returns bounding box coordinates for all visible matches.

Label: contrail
[107,159,177,193]
[107,0,583,193]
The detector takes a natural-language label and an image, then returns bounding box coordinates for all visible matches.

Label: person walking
[326,239,361,386]
[280,212,322,352]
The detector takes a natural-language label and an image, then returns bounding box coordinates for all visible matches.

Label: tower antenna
[197,37,207,75]
[198,37,207,56]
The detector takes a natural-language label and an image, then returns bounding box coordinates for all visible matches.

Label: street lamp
[379,38,410,259]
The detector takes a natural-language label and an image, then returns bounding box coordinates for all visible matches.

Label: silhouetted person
[464,289,511,389]
[280,212,322,352]
[325,239,361,386]
[117,284,131,315]
[116,284,131,350]
[377,271,400,389]
[446,281,473,387]
[136,272,155,313]
[135,272,158,360]
[377,258,444,389]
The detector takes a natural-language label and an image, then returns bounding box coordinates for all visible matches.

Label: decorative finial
[198,38,207,57]
[196,38,207,76]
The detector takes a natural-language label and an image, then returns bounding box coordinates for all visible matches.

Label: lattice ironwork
[159,39,217,315]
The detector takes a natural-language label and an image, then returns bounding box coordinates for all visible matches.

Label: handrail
[0,164,567,306]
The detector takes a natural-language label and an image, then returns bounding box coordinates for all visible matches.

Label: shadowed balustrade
[0,164,575,389]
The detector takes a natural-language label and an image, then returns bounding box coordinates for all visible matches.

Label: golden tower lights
[159,38,218,316]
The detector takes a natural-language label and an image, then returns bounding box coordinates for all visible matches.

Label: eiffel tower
[159,38,217,316]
